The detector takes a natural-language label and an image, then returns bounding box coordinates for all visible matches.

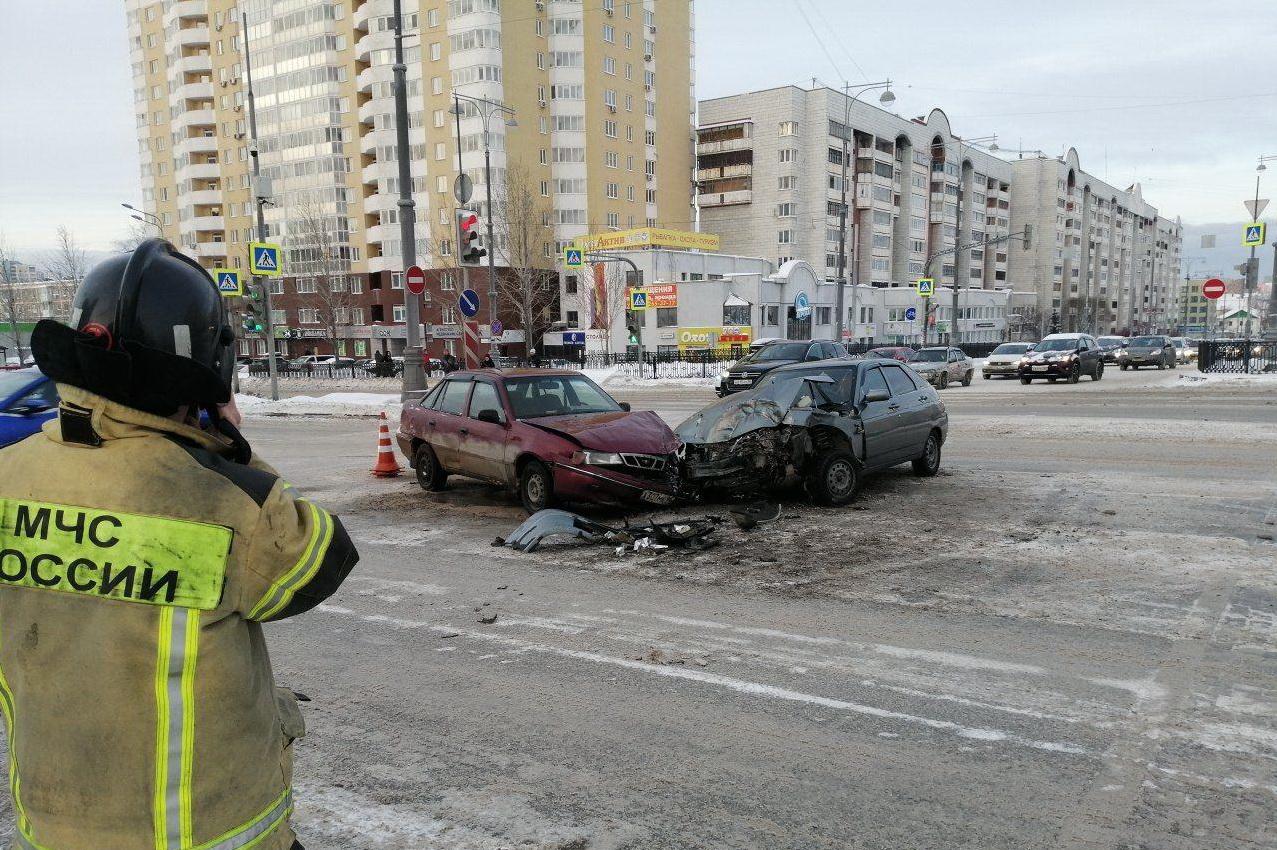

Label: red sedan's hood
[523,410,679,454]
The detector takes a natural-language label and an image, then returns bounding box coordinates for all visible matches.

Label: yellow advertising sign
[572,227,721,253]
[676,326,752,350]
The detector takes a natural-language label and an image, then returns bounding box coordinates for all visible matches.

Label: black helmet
[32,238,235,417]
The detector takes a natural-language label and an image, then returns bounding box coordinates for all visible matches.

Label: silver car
[908,347,974,388]
[982,342,1034,379]
[1119,335,1177,370]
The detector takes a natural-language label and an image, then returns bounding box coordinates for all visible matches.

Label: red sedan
[866,346,916,363]
[397,369,681,512]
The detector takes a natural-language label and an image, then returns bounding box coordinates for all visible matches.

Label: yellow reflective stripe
[0,499,232,610]
[153,607,174,850]
[247,502,332,620]
[0,633,36,845]
[191,790,292,850]
[179,611,200,848]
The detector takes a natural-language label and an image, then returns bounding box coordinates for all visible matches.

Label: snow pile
[237,392,400,418]
[1171,372,1277,388]
[953,413,1277,443]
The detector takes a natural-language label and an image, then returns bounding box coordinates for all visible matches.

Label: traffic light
[457,209,486,265]
[241,283,266,334]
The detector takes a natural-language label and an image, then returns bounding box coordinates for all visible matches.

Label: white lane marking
[316,605,1089,756]
[600,610,1047,675]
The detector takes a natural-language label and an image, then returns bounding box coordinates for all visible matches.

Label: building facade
[1003,151,1181,336]
[124,0,695,356]
[547,247,1013,356]
[696,86,1015,300]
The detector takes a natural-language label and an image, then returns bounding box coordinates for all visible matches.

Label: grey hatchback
[677,358,948,505]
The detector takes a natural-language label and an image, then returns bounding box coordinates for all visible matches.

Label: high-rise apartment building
[1008,150,1182,335]
[697,86,1015,299]
[696,85,1184,338]
[124,0,695,356]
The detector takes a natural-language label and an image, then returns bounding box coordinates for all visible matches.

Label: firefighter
[0,239,358,850]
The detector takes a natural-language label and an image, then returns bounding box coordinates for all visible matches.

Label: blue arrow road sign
[905,306,917,321]
[459,288,481,318]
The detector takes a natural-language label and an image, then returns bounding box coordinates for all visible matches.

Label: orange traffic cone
[371,411,401,478]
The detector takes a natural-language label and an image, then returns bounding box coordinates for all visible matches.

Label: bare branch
[112,221,152,253]
[40,225,88,284]
[490,160,558,349]
[289,195,354,350]
[0,233,28,365]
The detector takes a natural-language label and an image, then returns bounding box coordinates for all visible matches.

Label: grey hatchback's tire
[982,373,990,380]
[414,444,447,492]
[519,459,556,514]
[806,449,859,506]
[912,431,942,477]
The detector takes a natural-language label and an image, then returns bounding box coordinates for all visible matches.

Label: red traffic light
[457,209,486,265]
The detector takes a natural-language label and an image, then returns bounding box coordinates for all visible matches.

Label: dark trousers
[292,842,306,850]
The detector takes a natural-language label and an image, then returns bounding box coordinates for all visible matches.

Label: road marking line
[316,605,1088,756]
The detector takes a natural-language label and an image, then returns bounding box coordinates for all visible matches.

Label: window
[764,305,780,326]
[603,23,615,42]
[778,175,796,190]
[777,203,795,217]
[298,309,319,325]
[778,230,793,244]
[655,307,677,327]
[436,380,470,415]
[467,382,504,422]
[392,304,406,323]
[779,148,796,163]
[779,121,797,136]
[723,304,750,325]
[881,365,915,397]
[815,306,832,325]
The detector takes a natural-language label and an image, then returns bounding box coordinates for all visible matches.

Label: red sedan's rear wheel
[415,444,448,492]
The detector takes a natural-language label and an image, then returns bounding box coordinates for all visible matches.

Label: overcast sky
[2,0,1274,260]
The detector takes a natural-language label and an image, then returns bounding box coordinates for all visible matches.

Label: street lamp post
[452,93,516,359]
[833,80,895,347]
[391,0,426,400]
[121,204,163,234]
[1250,155,1277,339]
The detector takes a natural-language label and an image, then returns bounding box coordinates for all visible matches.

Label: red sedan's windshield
[503,376,621,419]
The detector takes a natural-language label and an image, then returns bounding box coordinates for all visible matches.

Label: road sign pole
[242,10,278,402]
[392,0,426,400]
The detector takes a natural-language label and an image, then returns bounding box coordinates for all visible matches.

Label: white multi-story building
[696,86,1015,310]
[1008,149,1182,335]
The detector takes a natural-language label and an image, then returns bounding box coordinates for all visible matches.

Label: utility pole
[832,80,894,345]
[1244,172,1261,340]
[393,0,426,399]
[241,11,279,402]
[1267,239,1277,338]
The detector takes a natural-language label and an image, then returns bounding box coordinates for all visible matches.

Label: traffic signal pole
[393,0,426,400]
[242,11,279,402]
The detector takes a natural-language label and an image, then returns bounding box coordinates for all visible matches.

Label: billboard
[572,227,721,253]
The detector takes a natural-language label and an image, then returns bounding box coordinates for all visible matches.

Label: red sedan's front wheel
[519,460,556,514]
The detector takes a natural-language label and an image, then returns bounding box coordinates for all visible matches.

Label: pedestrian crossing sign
[629,289,648,311]
[212,268,242,297]
[564,248,584,269]
[916,277,935,298]
[1243,222,1266,247]
[249,241,282,277]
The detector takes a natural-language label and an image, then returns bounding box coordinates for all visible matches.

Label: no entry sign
[405,265,426,296]
[1202,278,1226,300]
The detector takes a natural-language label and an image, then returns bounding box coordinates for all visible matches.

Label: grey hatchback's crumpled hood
[676,377,818,445]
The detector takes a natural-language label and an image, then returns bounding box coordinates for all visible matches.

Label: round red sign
[405,265,426,296]
[1202,278,1226,300]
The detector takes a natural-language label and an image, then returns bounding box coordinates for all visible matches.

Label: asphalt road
[3,372,1274,849]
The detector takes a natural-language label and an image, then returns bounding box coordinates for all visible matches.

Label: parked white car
[982,342,1035,379]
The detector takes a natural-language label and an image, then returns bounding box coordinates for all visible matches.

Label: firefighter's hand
[219,395,243,427]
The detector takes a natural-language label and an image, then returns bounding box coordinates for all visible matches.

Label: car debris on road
[498,508,722,554]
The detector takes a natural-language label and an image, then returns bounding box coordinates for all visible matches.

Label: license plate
[641,490,675,505]
[1032,365,1048,371]
[730,379,751,386]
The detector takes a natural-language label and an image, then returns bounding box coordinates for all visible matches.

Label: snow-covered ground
[238,392,401,418]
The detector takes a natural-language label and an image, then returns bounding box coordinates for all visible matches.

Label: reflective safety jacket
[0,386,358,850]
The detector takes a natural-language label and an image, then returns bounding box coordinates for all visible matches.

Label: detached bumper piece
[497,509,721,554]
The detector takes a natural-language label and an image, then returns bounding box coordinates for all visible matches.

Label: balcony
[352,0,374,32]
[179,215,224,235]
[722,163,752,178]
[185,189,222,206]
[175,80,214,102]
[696,167,721,181]
[178,162,222,181]
[175,25,210,48]
[698,189,751,207]
[193,241,228,259]
[696,137,752,155]
[164,0,207,27]
[178,108,216,129]
[355,31,394,63]
[177,135,218,156]
[170,53,212,77]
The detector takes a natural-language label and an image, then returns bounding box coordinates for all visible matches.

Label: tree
[491,160,557,352]
[0,234,25,365]
[290,196,354,354]
[112,221,152,253]
[40,225,88,287]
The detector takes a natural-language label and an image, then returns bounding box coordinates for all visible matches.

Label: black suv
[718,339,849,396]
[1018,333,1104,384]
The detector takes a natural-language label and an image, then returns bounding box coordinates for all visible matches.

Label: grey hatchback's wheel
[414,444,447,492]
[519,459,556,514]
[912,431,942,477]
[806,448,859,506]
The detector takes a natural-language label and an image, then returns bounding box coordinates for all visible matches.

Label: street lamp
[452,92,516,358]
[1244,155,1277,338]
[121,203,162,233]
[833,79,895,346]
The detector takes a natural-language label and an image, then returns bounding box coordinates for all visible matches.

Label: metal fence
[1198,339,1277,374]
